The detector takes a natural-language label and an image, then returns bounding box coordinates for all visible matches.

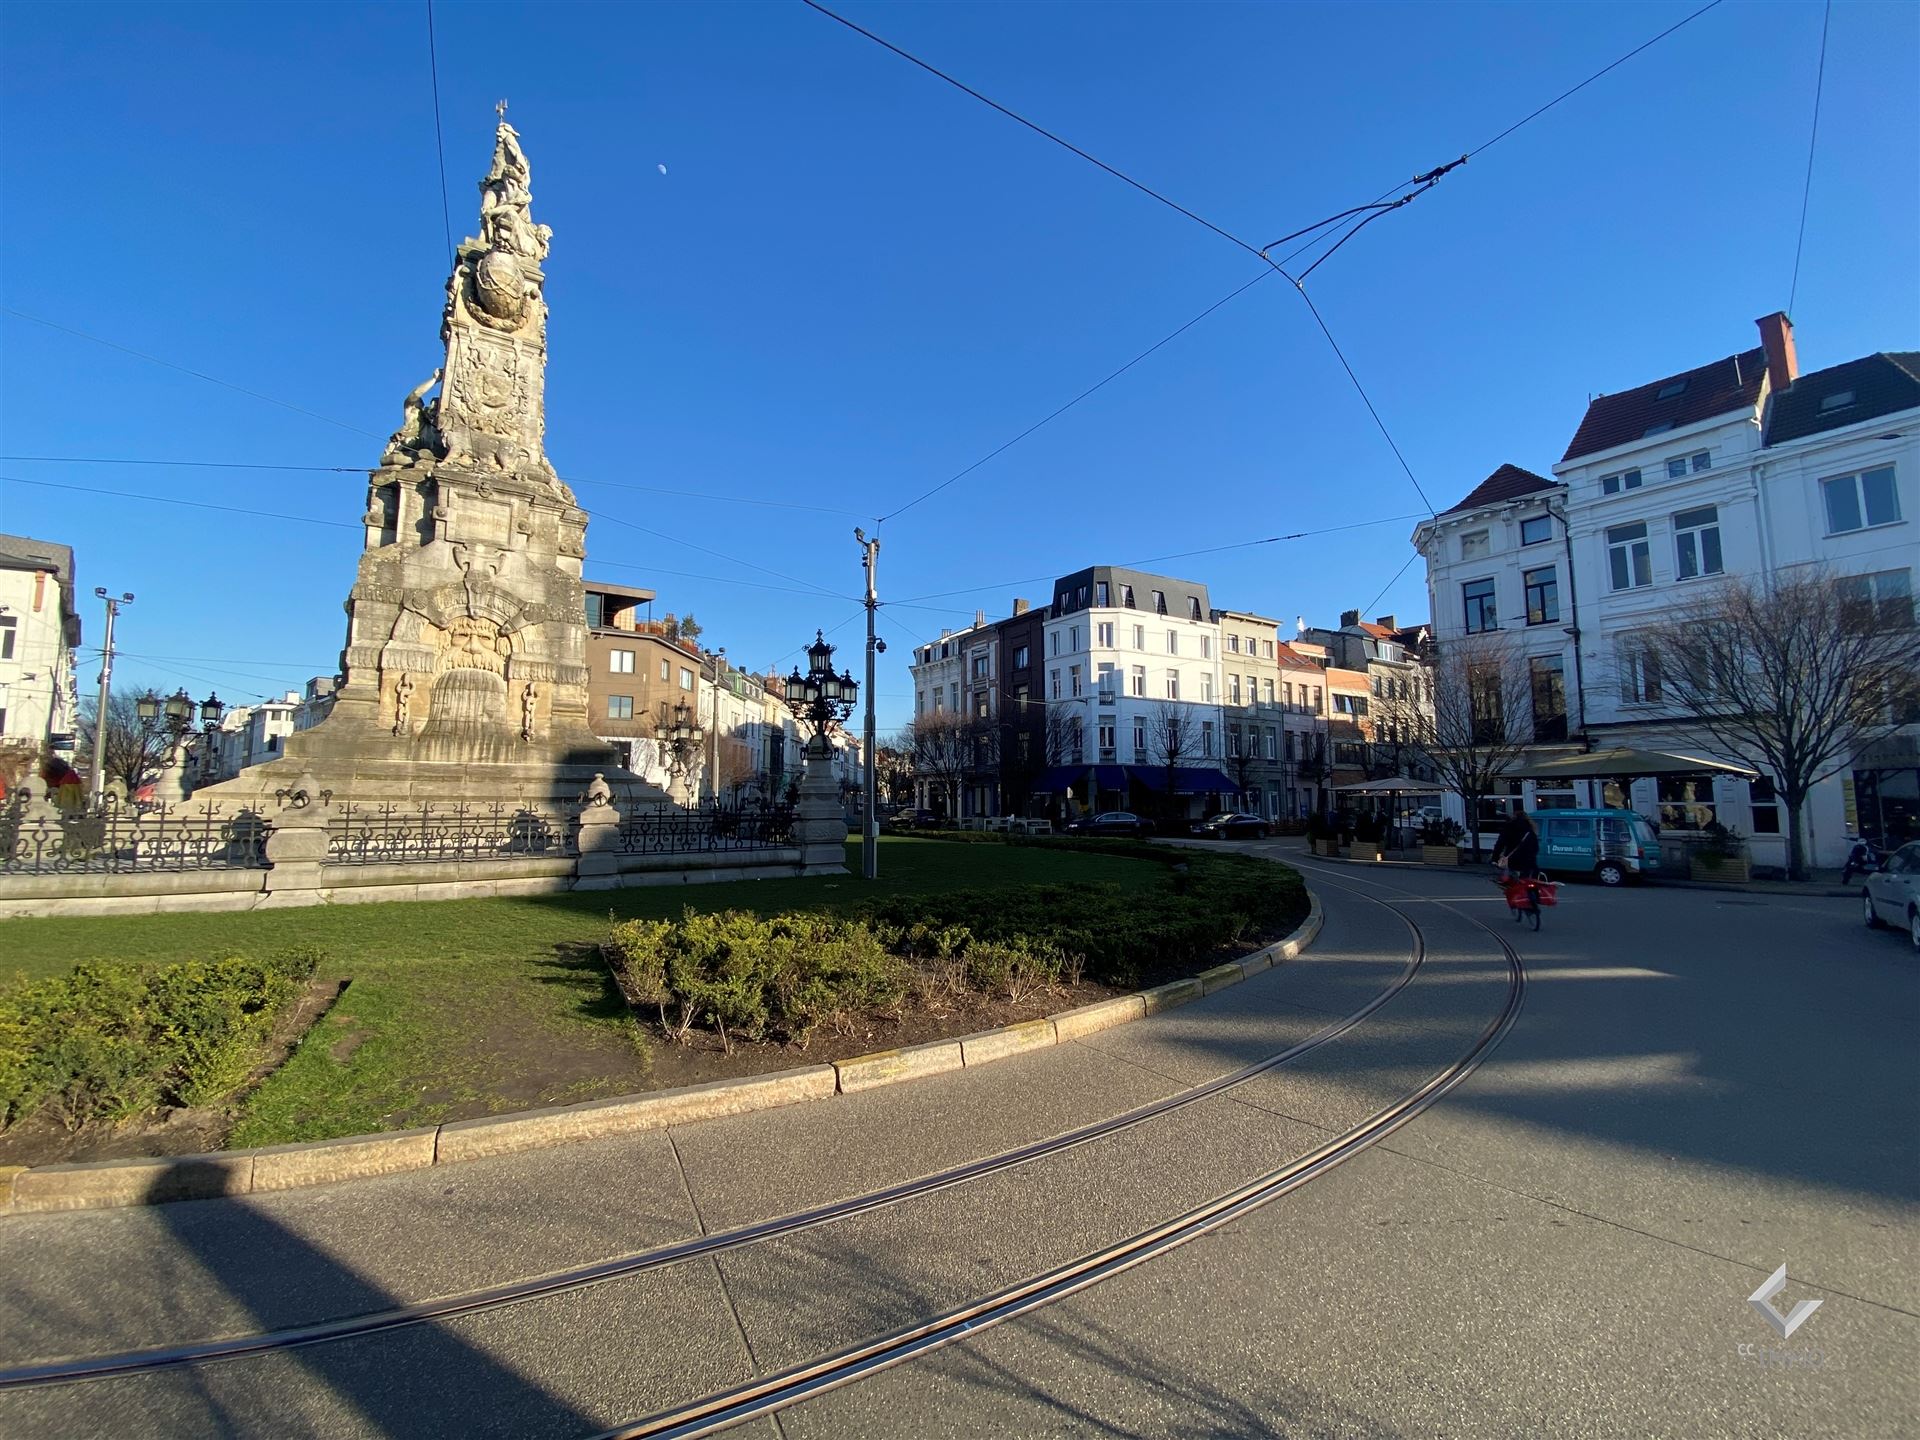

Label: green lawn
[1,838,1163,1146]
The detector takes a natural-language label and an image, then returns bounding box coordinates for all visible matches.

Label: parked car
[1531,808,1663,886]
[1862,842,1920,951]
[1191,812,1271,839]
[1071,811,1154,838]
[903,809,950,829]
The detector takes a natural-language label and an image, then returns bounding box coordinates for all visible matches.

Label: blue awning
[1129,766,1241,795]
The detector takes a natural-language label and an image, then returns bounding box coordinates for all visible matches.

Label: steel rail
[1,889,1423,1392]
[594,874,1525,1440]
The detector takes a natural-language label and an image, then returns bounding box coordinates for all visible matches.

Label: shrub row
[0,949,320,1133]
[606,847,1305,1049]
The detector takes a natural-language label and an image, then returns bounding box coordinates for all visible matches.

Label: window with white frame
[1098,720,1115,759]
[1673,505,1723,580]
[1152,590,1168,615]
[1202,721,1216,757]
[1121,584,1135,607]
[1165,670,1180,700]
[1837,569,1914,629]
[1096,580,1110,606]
[1069,665,1082,698]
[1822,466,1900,534]
[1617,637,1662,704]
[1519,514,1552,546]
[1050,668,1061,700]
[1131,624,1145,649]
[1462,577,1498,633]
[970,653,990,680]
[1229,675,1242,704]
[660,658,671,681]
[1189,597,1203,621]
[607,695,634,719]
[1600,468,1643,496]
[1264,728,1277,760]
[1200,634,1212,659]
[1166,629,1178,654]
[680,668,694,690]
[1228,634,1241,653]
[1130,664,1146,696]
[1263,639,1275,658]
[1524,565,1559,625]
[609,649,635,674]
[1461,529,1490,560]
[1097,621,1114,647]
[1262,678,1274,703]
[1200,674,1214,703]
[1069,625,1081,651]
[1607,521,1652,590]
[1748,777,1781,835]
[1012,644,1029,669]
[1666,456,1689,479]
[1097,662,1116,697]
[1049,631,1059,656]
[1132,720,1147,759]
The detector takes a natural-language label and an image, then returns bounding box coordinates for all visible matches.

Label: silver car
[1862,842,1920,951]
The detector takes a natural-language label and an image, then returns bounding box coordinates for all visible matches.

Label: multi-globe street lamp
[657,696,705,806]
[782,629,858,744]
[135,688,224,793]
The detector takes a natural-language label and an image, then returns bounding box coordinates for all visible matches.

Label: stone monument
[202,119,664,805]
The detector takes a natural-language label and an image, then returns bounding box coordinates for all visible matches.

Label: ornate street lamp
[782,630,858,761]
[657,696,706,806]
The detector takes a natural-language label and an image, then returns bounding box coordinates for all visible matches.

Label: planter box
[1689,854,1751,883]
[1351,842,1382,862]
[1421,845,1460,867]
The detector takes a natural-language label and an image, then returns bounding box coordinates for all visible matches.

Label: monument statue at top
[200,120,662,805]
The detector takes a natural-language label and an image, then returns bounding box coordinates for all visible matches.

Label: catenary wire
[0,456,874,517]
[1787,0,1832,316]
[0,308,383,440]
[799,0,1268,264]
[0,476,860,603]
[424,0,455,268]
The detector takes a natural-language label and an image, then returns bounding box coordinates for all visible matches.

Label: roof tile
[1561,348,1767,462]
[1441,463,1559,516]
[1764,352,1920,446]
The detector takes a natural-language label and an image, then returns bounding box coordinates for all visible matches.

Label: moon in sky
[657,163,667,175]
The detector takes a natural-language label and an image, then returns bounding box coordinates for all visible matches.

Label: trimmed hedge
[607,846,1306,1048]
[0,949,320,1133]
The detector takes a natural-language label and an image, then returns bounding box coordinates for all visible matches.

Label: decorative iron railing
[325,802,578,866]
[615,802,795,855]
[1,797,272,876]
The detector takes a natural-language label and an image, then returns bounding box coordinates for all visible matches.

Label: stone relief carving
[391,671,415,736]
[520,681,538,741]
[381,370,443,466]
[439,615,508,674]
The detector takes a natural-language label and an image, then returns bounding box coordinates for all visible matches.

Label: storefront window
[1656,775,1717,831]
[1748,777,1781,835]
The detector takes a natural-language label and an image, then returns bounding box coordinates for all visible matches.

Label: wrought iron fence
[325,802,578,865]
[616,802,795,855]
[1,797,272,876]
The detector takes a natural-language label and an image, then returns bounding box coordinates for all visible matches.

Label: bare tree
[1149,701,1197,821]
[1225,722,1259,807]
[1376,635,1534,859]
[76,687,173,798]
[1043,702,1085,767]
[1638,570,1920,879]
[905,710,971,817]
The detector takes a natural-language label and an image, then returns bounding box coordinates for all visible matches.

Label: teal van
[1531,808,1662,886]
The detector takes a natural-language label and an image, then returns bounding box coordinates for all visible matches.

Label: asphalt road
[2,844,1913,1438]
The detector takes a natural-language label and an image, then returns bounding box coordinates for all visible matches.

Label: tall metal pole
[88,588,131,811]
[855,527,880,880]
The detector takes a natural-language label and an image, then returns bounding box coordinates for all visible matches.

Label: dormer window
[1819,390,1856,412]
[1643,421,1674,437]
[1655,380,1688,400]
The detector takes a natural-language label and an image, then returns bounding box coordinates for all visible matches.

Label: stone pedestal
[573,783,623,890]
[793,738,848,876]
[256,781,332,908]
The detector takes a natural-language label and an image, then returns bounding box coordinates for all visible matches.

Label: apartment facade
[1276,641,1330,818]
[1212,608,1287,818]
[0,533,81,773]
[1414,314,1917,866]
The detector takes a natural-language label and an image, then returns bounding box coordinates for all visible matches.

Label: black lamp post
[659,696,705,805]
[137,688,223,779]
[783,629,858,743]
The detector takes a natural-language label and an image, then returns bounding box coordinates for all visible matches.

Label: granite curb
[0,885,1323,1216]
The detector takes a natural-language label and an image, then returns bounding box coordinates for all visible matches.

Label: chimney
[1374,614,1396,631]
[1756,312,1798,388]
[1012,597,1030,616]
[1339,608,1361,628]
[975,609,986,628]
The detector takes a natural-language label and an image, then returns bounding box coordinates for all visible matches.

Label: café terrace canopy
[1332,777,1443,795]
[1501,747,1758,780]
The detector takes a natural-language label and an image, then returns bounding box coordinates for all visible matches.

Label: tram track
[592,865,1528,1439]
[1,881,1419,1393]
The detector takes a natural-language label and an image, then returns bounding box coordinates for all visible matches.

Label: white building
[204,691,303,783]
[0,534,81,769]
[1416,314,1919,869]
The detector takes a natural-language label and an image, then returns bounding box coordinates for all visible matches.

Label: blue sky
[2,0,1915,733]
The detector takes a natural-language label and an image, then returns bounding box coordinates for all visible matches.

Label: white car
[1861,842,1920,952]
